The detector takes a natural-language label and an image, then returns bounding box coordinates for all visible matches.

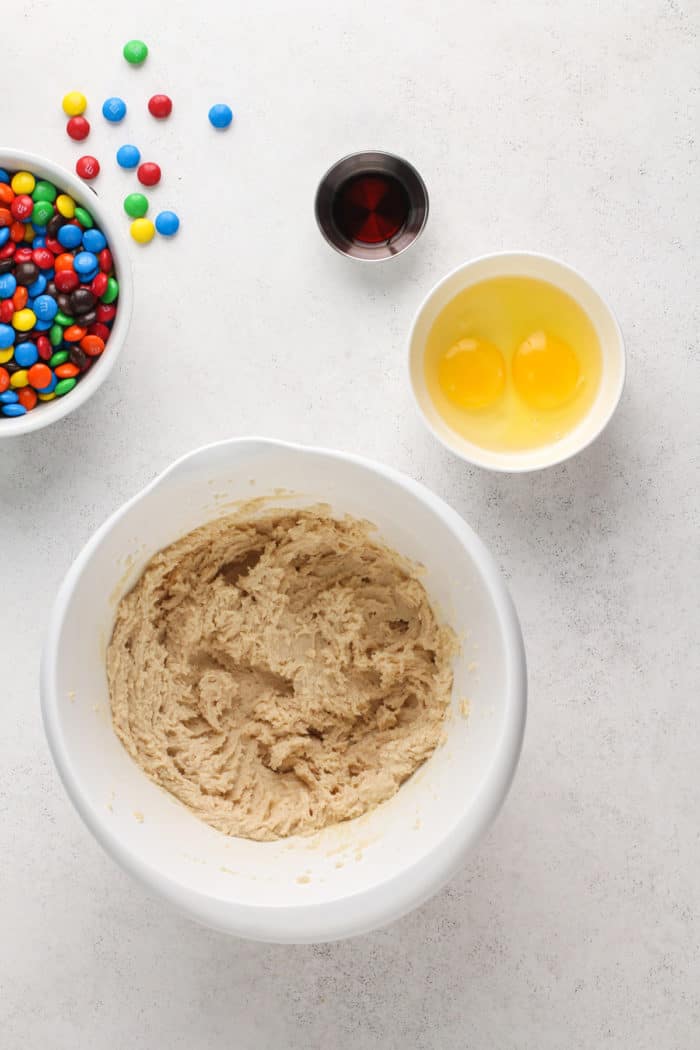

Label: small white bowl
[41,437,526,943]
[408,252,626,472]
[0,148,133,437]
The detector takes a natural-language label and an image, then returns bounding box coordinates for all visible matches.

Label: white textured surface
[1,1,698,1046]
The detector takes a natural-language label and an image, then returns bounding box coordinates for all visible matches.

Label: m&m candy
[0,167,119,420]
[148,94,172,119]
[62,91,87,116]
[130,218,155,244]
[76,156,100,180]
[123,39,148,64]
[116,144,141,169]
[124,193,148,218]
[102,97,127,122]
[67,116,90,141]
[137,162,161,186]
[155,211,179,236]
[208,104,233,129]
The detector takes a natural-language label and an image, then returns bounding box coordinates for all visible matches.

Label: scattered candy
[102,97,127,122]
[123,39,148,65]
[76,156,100,180]
[62,91,87,116]
[67,116,91,141]
[155,210,179,236]
[148,94,172,119]
[208,103,233,129]
[116,144,141,169]
[137,162,161,187]
[124,193,148,218]
[130,217,155,244]
[0,168,119,420]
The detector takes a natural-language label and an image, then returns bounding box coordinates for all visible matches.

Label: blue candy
[32,224,47,235]
[116,144,141,169]
[208,103,233,129]
[73,252,98,275]
[34,319,53,331]
[155,210,180,236]
[14,342,38,368]
[33,294,59,321]
[0,168,9,184]
[82,228,107,253]
[27,275,47,297]
[37,373,57,394]
[0,323,14,349]
[58,224,83,249]
[103,96,127,122]
[0,274,17,299]
[0,227,9,247]
[1,403,26,417]
[32,236,46,249]
[0,390,19,404]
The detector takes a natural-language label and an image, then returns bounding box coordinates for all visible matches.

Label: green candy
[123,39,148,64]
[74,205,93,228]
[32,200,54,226]
[101,277,119,304]
[32,180,57,203]
[54,311,74,326]
[124,192,148,218]
[49,350,69,367]
[55,377,77,397]
[49,324,63,347]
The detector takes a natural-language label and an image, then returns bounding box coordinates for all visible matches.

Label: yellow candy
[62,91,87,116]
[10,369,28,388]
[11,171,35,195]
[130,217,155,244]
[12,309,37,332]
[23,224,35,242]
[56,194,76,218]
[0,347,13,364]
[38,392,57,401]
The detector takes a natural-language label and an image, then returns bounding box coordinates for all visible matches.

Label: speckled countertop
[1,1,698,1047]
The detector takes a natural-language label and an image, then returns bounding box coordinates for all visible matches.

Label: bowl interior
[409,252,625,471]
[44,440,522,939]
[0,148,132,437]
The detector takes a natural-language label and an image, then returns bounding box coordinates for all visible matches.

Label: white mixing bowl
[41,438,526,942]
[0,148,132,437]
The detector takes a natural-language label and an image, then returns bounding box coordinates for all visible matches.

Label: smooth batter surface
[107,509,455,841]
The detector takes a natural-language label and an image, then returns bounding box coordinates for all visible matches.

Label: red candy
[96,303,116,323]
[88,322,110,342]
[0,301,13,323]
[32,247,54,270]
[45,237,62,254]
[55,270,80,293]
[90,272,108,296]
[0,241,15,259]
[137,162,161,186]
[37,336,52,361]
[148,94,172,119]
[10,195,33,221]
[97,248,112,273]
[14,247,33,264]
[10,222,25,242]
[66,116,90,141]
[76,155,100,180]
[18,387,37,411]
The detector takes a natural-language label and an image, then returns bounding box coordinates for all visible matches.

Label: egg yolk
[437,338,506,409]
[512,331,581,410]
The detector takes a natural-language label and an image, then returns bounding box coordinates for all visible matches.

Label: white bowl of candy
[0,149,132,436]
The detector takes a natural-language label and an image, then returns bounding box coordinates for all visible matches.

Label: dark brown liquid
[332,172,410,244]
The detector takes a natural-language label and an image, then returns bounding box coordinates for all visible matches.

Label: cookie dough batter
[107,509,455,841]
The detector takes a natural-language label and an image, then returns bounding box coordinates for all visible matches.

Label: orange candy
[0,207,11,227]
[54,253,75,272]
[10,221,25,242]
[18,387,37,411]
[80,334,105,356]
[63,325,87,342]
[0,184,14,205]
[55,363,80,379]
[27,363,52,389]
[12,286,28,311]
